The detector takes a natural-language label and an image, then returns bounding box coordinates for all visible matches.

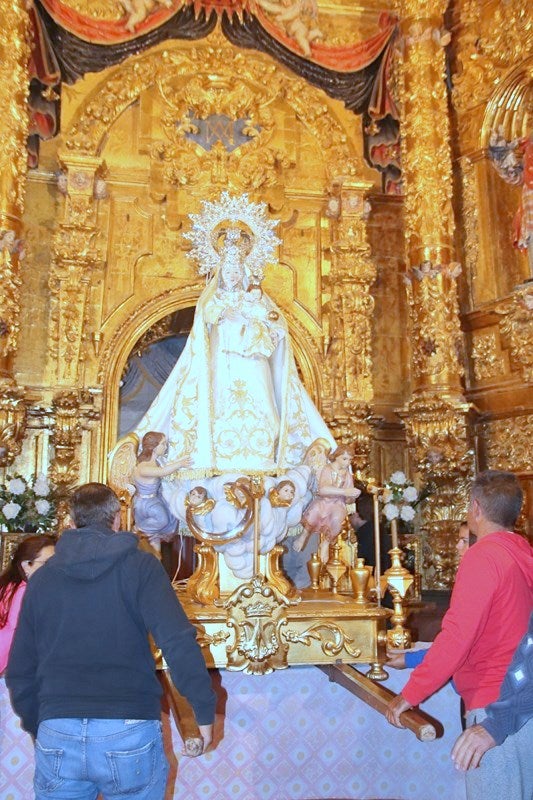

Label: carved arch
[481,56,533,145]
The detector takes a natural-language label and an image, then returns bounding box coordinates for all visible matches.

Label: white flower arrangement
[0,473,57,533]
[380,471,420,528]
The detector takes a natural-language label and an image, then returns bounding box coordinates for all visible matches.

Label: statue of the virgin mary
[135,193,334,476]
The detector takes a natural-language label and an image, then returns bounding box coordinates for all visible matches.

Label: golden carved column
[50,389,98,526]
[48,154,106,387]
[0,0,30,465]
[324,180,376,473]
[397,0,474,585]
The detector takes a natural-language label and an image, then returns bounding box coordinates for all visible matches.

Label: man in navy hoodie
[6,482,216,800]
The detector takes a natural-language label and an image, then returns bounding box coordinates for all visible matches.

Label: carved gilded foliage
[0,387,27,468]
[401,393,474,483]
[324,184,376,469]
[48,157,106,384]
[452,0,532,147]
[405,272,464,388]
[50,390,99,494]
[0,1,30,360]
[496,284,533,384]
[471,330,504,382]
[458,155,480,291]
[64,35,358,189]
[396,5,467,505]
[152,69,292,197]
[0,1,30,220]
[484,414,533,473]
[397,7,455,263]
[284,622,362,658]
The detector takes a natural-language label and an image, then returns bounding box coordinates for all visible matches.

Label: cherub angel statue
[295,444,361,564]
[118,0,173,33]
[254,0,323,57]
[107,430,190,551]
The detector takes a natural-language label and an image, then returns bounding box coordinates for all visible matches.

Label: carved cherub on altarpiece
[253,0,323,57]
[118,0,173,32]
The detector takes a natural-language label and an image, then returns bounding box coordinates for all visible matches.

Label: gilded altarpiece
[7,25,407,673]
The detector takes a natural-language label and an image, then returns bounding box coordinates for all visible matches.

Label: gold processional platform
[162,546,443,746]
[180,585,390,676]
[172,480,416,679]
[109,448,441,743]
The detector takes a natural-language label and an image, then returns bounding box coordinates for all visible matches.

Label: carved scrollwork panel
[63,37,357,187]
[284,621,362,658]
[496,285,533,384]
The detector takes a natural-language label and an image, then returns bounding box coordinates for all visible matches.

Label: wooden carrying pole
[318,664,444,742]
[158,669,201,741]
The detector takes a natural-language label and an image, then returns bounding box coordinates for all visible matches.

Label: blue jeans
[34,718,169,800]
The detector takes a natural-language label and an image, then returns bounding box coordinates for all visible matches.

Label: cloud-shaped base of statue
[166,465,312,580]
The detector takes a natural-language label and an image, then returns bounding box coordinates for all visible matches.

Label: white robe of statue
[135,245,333,475]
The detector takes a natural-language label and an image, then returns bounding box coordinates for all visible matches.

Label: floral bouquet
[0,474,57,533]
[381,471,420,527]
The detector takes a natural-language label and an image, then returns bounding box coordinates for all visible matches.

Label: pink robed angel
[293,444,361,563]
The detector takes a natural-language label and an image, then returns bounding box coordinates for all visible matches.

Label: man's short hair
[69,483,121,529]
[471,470,523,529]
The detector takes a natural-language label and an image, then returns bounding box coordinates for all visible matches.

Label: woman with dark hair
[132,432,191,548]
[0,535,56,673]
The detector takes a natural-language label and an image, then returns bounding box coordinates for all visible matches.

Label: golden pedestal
[180,586,389,676]
[178,559,390,677]
[180,485,392,677]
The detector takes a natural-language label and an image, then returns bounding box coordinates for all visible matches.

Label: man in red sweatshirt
[385,470,533,800]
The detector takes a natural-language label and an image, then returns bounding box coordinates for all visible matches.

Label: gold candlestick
[387,590,412,650]
[391,517,399,550]
[369,485,382,605]
[384,546,414,650]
